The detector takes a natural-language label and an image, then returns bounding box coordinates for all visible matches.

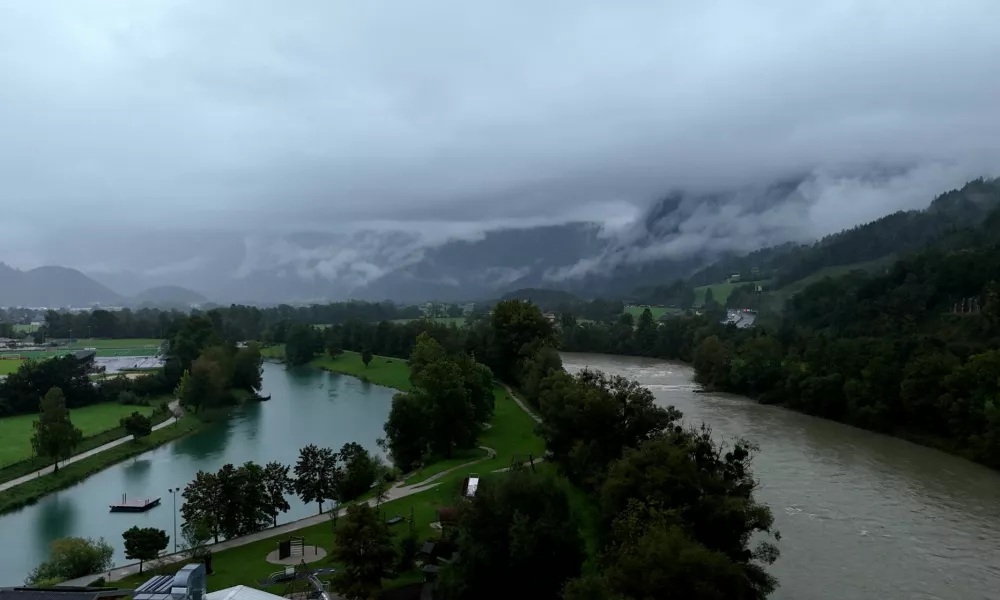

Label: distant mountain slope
[133,285,207,306]
[0,264,123,307]
[689,178,1000,290]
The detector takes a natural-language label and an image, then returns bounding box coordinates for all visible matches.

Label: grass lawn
[0,360,23,375]
[0,402,156,467]
[693,281,739,306]
[260,345,286,359]
[13,324,39,333]
[0,414,203,515]
[311,351,413,391]
[624,305,681,320]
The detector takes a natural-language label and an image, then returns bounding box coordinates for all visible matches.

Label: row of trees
[180,443,383,543]
[35,301,427,345]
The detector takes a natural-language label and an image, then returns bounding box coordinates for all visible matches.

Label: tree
[330,503,398,600]
[536,369,679,489]
[489,300,558,383]
[31,387,83,473]
[179,519,213,561]
[599,432,779,596]
[181,471,222,543]
[293,444,339,514]
[703,286,718,308]
[232,342,263,392]
[438,470,584,600]
[384,391,431,472]
[120,411,152,440]
[262,461,294,527]
[325,331,343,359]
[564,501,759,600]
[176,351,229,413]
[361,348,373,368]
[337,442,379,502]
[27,537,114,585]
[122,527,169,574]
[285,323,323,366]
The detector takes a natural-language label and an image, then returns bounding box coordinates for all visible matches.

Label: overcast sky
[2,0,999,275]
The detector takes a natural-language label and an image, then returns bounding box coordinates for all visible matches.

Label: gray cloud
[2,0,1000,288]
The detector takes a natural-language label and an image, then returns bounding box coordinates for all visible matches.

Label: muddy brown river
[562,353,1000,600]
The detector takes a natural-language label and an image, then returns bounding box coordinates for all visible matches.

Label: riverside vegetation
[0,317,266,514]
[51,300,781,600]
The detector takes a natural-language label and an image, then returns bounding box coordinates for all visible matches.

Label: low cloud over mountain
[2,2,999,302]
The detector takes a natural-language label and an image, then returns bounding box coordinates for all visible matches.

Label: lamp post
[168,487,180,553]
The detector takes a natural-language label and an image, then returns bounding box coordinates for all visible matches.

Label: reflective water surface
[0,362,394,585]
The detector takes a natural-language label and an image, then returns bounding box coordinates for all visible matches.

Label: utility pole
[168,487,180,552]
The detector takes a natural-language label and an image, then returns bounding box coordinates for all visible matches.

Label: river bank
[0,363,401,585]
[99,365,546,593]
[561,352,1000,600]
[0,402,170,485]
[0,412,204,515]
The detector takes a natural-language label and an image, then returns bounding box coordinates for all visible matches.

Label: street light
[168,487,180,553]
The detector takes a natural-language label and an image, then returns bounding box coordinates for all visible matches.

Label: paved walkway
[501,384,541,424]
[0,401,181,493]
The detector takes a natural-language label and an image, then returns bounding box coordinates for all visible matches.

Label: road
[0,401,182,493]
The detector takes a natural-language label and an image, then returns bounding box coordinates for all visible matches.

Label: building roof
[205,586,285,600]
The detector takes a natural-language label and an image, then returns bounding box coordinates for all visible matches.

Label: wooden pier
[110,494,161,513]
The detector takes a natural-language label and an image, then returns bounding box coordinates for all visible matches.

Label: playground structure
[265,536,326,566]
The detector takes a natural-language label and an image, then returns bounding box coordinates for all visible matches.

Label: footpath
[0,401,182,493]
[58,457,479,587]
[60,388,541,587]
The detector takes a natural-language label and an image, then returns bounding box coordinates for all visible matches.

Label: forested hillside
[561,196,1000,468]
[689,178,1000,290]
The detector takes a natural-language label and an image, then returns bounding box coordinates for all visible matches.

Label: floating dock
[110,494,161,513]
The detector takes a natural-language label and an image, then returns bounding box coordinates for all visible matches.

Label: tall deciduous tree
[181,471,222,543]
[536,369,679,489]
[285,323,323,366]
[293,444,339,514]
[438,470,584,600]
[27,537,114,585]
[384,391,431,472]
[262,461,294,527]
[489,300,557,383]
[122,526,169,574]
[599,432,779,597]
[31,387,83,472]
[337,442,379,502]
[331,503,398,600]
[232,342,263,392]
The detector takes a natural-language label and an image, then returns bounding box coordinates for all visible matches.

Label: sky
[1,0,999,287]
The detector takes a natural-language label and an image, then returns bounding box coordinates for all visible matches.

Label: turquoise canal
[0,362,395,585]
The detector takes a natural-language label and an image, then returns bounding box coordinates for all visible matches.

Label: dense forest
[561,191,1000,469]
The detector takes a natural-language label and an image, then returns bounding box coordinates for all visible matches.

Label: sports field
[12,324,39,333]
[0,360,22,375]
[0,402,156,466]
